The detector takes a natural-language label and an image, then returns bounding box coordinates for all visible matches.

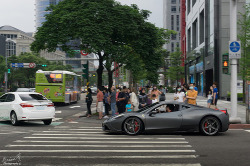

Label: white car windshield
[19,94,47,101]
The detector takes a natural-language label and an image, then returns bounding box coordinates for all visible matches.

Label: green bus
[35,70,81,104]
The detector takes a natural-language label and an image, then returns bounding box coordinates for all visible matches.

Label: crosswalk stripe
[31,134,186,138]
[4,155,199,159]
[23,137,186,140]
[82,164,201,166]
[6,144,192,148]
[15,140,189,144]
[78,127,102,128]
[44,131,103,134]
[0,150,196,153]
[245,130,250,133]
[52,129,102,131]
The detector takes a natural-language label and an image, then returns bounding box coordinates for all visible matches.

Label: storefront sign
[189,65,195,74]
[196,62,203,73]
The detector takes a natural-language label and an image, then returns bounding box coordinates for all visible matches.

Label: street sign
[229,41,241,59]
[11,63,36,68]
[81,50,88,56]
[29,63,36,68]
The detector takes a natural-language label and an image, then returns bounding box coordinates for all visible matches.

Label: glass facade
[35,0,63,29]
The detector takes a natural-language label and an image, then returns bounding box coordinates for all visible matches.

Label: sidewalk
[165,93,248,124]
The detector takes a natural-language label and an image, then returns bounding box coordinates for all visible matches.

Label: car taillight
[20,103,34,108]
[220,109,227,114]
[47,103,54,107]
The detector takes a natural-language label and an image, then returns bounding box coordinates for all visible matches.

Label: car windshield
[136,102,159,113]
[19,94,47,101]
[16,88,31,92]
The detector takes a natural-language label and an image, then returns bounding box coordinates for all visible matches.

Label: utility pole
[229,0,241,123]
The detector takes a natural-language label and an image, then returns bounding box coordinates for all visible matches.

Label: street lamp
[5,38,16,93]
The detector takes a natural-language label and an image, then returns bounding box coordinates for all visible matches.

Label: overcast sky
[0,0,163,33]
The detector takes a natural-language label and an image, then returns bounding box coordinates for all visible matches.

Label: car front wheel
[43,119,52,125]
[10,112,19,126]
[200,116,221,136]
[123,117,143,135]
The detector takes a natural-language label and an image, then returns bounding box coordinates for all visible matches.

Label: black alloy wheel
[200,116,221,136]
[43,119,52,125]
[123,117,143,135]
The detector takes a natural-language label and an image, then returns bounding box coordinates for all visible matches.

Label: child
[126,99,133,112]
[207,90,213,108]
[151,94,158,104]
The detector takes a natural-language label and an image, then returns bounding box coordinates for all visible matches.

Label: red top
[97,91,104,102]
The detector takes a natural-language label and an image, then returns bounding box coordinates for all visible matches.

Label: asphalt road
[0,94,250,166]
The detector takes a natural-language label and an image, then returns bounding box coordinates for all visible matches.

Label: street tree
[31,0,174,88]
[0,56,7,89]
[238,4,250,102]
[166,47,184,86]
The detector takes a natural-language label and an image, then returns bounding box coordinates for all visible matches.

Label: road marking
[82,164,201,166]
[6,144,192,148]
[0,150,196,153]
[70,106,81,108]
[23,137,186,140]
[14,140,189,144]
[68,122,78,124]
[52,118,62,122]
[55,111,62,114]
[78,127,102,128]
[2,155,199,159]
[43,131,103,134]
[51,128,103,131]
[245,130,250,133]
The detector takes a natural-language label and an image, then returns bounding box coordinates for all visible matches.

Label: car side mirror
[149,110,157,116]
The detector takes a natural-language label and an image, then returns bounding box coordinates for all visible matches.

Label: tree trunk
[97,52,104,88]
[107,69,113,90]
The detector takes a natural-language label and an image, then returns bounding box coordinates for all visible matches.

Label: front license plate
[36,106,45,110]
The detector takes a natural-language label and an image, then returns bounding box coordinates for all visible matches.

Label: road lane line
[6,144,192,148]
[14,140,189,144]
[78,127,102,128]
[1,155,199,159]
[245,130,250,132]
[43,131,103,134]
[0,150,196,153]
[23,137,186,140]
[55,111,62,113]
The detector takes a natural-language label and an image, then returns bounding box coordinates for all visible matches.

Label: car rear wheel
[10,112,19,126]
[43,119,52,125]
[200,116,220,136]
[123,117,143,135]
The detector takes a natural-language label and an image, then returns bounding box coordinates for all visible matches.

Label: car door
[0,94,9,120]
[5,94,16,119]
[145,104,183,131]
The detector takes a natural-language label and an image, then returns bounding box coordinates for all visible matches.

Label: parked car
[16,88,35,92]
[0,92,55,126]
[102,101,229,136]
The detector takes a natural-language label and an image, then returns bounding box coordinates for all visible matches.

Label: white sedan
[0,92,55,126]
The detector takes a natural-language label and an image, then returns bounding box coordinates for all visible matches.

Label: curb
[229,124,250,129]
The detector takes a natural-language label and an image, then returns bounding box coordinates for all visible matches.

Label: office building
[163,0,181,53]
[185,0,245,97]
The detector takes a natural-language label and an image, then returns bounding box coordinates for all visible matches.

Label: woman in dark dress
[86,88,93,118]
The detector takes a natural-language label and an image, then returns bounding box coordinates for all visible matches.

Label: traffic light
[37,64,47,67]
[8,69,10,74]
[42,64,47,67]
[82,61,89,80]
[222,53,229,74]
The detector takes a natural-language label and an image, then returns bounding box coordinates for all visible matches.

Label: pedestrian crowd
[85,82,219,119]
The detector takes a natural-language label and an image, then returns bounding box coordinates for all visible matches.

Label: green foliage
[238,4,250,81]
[166,47,184,85]
[31,0,174,87]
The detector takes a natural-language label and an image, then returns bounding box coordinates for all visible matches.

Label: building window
[171,15,174,30]
[192,19,198,50]
[192,0,196,7]
[187,0,191,14]
[171,6,177,13]
[199,10,205,44]
[187,28,191,52]
[176,15,180,31]
[171,0,176,4]
[172,34,177,40]
[171,42,175,52]
[176,42,180,48]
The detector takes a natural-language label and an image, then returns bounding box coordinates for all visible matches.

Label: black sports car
[102,101,229,136]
